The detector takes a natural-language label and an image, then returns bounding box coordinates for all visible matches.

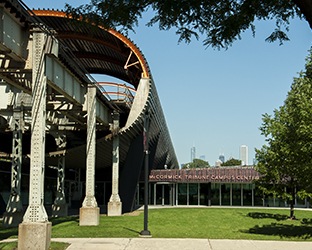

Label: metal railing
[98,82,136,108]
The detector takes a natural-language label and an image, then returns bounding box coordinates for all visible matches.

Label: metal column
[52,132,68,217]
[18,28,52,250]
[3,110,24,227]
[23,30,48,223]
[108,112,122,216]
[79,84,99,226]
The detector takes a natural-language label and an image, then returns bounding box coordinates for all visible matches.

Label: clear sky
[25,0,312,167]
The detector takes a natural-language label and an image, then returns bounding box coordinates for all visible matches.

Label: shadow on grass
[49,216,79,226]
[241,223,312,240]
[0,222,18,240]
[247,212,288,221]
[301,218,312,225]
[123,227,141,234]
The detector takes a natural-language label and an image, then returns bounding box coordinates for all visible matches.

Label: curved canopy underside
[31,10,149,90]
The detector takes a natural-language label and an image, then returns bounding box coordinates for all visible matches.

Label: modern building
[191,146,196,162]
[219,154,225,163]
[200,155,206,161]
[240,145,248,166]
[0,2,178,244]
[136,166,310,208]
[215,159,222,167]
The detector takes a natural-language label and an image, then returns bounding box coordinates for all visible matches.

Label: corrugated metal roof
[31,10,148,89]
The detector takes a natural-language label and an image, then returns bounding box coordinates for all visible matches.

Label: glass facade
[232,184,241,206]
[221,184,230,205]
[178,183,187,205]
[211,183,220,205]
[242,184,252,206]
[189,184,198,205]
[141,182,308,208]
[199,183,209,205]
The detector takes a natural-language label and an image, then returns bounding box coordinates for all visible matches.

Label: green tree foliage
[182,158,209,169]
[221,158,242,166]
[64,0,310,49]
[255,49,312,219]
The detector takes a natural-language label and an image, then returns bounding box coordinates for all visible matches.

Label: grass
[1,208,312,241]
[0,241,69,250]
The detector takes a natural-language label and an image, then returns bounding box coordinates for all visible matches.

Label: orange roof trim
[31,10,149,78]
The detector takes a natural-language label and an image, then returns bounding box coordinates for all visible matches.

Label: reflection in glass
[221,184,230,205]
[232,184,241,206]
[189,183,198,205]
[211,183,220,205]
[200,183,209,205]
[178,183,187,205]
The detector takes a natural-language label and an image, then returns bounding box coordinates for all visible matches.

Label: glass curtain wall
[232,184,241,206]
[178,183,187,205]
[253,185,263,206]
[221,184,230,205]
[189,183,198,205]
[200,183,209,205]
[243,184,252,206]
[211,183,220,205]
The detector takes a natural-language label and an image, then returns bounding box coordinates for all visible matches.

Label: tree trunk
[289,187,295,219]
[292,0,312,30]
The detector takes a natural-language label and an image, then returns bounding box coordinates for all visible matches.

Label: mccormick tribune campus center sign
[148,167,260,183]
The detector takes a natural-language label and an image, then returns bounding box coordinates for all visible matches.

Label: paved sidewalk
[49,238,312,250]
[2,238,312,249]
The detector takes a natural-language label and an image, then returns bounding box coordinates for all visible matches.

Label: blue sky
[26,1,312,166]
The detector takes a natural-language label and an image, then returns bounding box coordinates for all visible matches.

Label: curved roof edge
[30,10,149,78]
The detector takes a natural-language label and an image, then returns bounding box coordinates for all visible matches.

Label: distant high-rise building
[215,159,222,167]
[200,155,206,161]
[240,145,248,165]
[191,146,196,162]
[219,154,225,163]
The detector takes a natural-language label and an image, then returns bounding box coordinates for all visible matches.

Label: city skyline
[185,145,251,166]
[240,145,248,166]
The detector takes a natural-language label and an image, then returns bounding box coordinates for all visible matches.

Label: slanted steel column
[79,84,99,226]
[18,28,51,250]
[52,132,68,217]
[71,168,82,208]
[108,112,122,216]
[3,110,24,227]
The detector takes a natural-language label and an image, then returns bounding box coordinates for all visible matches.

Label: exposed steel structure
[0,0,178,241]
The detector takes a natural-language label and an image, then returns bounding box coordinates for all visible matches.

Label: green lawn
[0,241,69,250]
[1,208,312,241]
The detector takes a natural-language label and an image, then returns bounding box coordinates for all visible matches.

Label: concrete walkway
[53,238,312,250]
[2,237,312,249]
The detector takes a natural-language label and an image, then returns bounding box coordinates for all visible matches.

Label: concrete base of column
[2,211,24,227]
[107,201,122,216]
[18,222,52,250]
[79,207,99,226]
[52,204,68,217]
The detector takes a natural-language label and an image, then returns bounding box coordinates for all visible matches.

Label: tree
[182,158,209,169]
[221,158,241,166]
[255,48,312,219]
[65,0,310,49]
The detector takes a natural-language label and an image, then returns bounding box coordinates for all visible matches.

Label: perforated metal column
[54,133,66,205]
[82,84,97,207]
[23,29,48,223]
[2,111,24,227]
[110,112,121,203]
